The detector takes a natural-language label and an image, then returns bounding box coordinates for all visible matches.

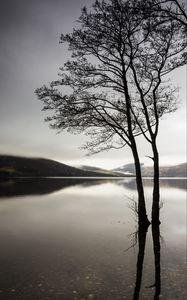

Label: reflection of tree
[133,225,148,300]
[152,224,161,300]
[132,221,161,299]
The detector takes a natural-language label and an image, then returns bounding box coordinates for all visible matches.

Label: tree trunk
[131,140,150,226]
[121,75,149,226]
[152,140,160,224]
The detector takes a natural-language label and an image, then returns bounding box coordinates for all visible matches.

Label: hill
[78,165,125,176]
[113,163,187,177]
[0,155,121,178]
[143,163,187,177]
[113,163,143,175]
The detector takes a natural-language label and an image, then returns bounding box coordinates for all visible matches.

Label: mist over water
[0,178,186,299]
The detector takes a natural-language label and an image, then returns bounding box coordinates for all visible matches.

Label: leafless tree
[36,0,186,224]
[147,0,187,27]
[132,0,187,223]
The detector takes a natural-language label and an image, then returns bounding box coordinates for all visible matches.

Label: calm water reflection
[0,178,186,300]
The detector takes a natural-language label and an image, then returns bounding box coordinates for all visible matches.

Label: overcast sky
[0,0,186,169]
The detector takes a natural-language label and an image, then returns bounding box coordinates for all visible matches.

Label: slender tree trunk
[122,75,150,226]
[152,140,160,224]
[131,139,150,226]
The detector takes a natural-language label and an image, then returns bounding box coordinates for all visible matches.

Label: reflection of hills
[118,178,187,191]
[159,178,187,190]
[0,177,186,199]
[0,178,110,198]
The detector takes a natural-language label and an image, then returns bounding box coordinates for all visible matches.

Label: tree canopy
[36,0,186,224]
[36,0,186,155]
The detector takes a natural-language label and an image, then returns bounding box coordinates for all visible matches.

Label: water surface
[0,178,186,300]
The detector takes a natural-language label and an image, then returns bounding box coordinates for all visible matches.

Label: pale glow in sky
[0,0,186,169]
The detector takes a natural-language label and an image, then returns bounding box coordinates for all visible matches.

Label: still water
[0,178,186,300]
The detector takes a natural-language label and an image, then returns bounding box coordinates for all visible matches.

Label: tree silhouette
[36,0,186,224]
[133,0,187,223]
[147,0,187,27]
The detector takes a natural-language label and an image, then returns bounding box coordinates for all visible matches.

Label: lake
[0,178,186,300]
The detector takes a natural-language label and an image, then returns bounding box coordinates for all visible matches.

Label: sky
[0,0,186,169]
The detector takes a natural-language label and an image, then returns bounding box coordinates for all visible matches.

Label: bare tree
[36,0,186,224]
[131,0,187,223]
[147,0,187,27]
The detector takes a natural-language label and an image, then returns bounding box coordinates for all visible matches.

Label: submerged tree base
[152,203,161,225]
[151,219,161,226]
[138,216,151,228]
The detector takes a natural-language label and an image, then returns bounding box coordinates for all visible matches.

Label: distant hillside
[143,163,187,177]
[78,165,125,177]
[1,156,185,178]
[0,155,120,178]
[113,163,144,175]
[113,163,187,177]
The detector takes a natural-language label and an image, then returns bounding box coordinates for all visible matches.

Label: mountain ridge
[0,155,122,178]
[0,155,186,178]
[113,162,187,177]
